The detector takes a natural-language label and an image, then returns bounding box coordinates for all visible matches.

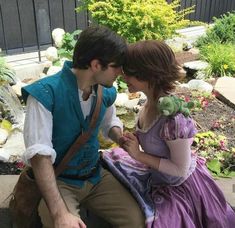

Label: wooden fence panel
[0,0,235,54]
[0,0,87,53]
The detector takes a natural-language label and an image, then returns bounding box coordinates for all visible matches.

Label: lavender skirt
[103,148,235,228]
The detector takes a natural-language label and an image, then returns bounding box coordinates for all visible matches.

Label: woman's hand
[122,132,142,160]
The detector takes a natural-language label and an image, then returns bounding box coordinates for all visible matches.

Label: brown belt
[59,162,100,180]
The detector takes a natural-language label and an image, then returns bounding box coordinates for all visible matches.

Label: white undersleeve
[158,138,193,177]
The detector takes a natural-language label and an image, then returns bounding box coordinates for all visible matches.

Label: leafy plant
[77,0,195,43]
[193,131,235,177]
[0,57,16,84]
[116,106,136,131]
[116,76,127,93]
[199,42,235,77]
[57,29,82,60]
[196,12,235,47]
[179,91,213,112]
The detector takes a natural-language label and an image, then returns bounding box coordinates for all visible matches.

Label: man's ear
[90,59,102,72]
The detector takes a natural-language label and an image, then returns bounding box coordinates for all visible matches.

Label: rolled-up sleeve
[100,105,123,139]
[23,95,56,166]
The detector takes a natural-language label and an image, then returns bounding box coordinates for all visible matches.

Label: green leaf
[0,119,12,131]
[207,159,222,175]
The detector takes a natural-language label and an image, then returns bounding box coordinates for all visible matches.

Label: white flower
[52,28,65,48]
[45,47,58,62]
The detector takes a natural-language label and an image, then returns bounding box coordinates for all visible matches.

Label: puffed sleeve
[160,113,197,140]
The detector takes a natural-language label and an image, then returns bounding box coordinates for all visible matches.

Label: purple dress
[103,113,235,228]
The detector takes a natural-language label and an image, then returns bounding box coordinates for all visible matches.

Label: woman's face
[122,74,148,93]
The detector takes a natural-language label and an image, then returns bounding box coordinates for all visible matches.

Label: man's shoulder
[102,86,117,107]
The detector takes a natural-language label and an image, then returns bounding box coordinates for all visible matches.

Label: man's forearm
[108,126,122,144]
[30,154,68,219]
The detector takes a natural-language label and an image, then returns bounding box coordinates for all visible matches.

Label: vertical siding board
[1,0,235,53]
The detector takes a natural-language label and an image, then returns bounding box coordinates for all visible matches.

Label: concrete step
[4,51,51,82]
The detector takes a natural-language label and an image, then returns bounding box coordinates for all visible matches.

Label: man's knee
[124,207,145,228]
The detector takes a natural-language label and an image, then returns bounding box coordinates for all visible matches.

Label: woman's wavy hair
[123,40,182,97]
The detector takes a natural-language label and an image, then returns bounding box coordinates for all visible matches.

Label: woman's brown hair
[123,40,182,97]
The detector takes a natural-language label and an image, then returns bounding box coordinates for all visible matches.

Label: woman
[103,40,235,228]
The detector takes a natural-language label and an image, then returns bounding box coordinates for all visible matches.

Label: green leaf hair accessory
[158,95,194,117]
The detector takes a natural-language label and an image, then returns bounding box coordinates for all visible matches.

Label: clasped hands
[119,132,142,160]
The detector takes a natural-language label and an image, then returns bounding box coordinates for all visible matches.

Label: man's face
[94,63,122,88]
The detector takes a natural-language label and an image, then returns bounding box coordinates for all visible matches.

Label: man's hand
[54,211,86,228]
[118,135,128,148]
[122,132,142,160]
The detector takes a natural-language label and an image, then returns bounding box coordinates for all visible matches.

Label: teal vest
[22,61,117,186]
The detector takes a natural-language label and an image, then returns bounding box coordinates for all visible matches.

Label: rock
[128,92,140,100]
[214,77,235,109]
[46,66,62,76]
[0,128,9,145]
[0,148,10,162]
[3,129,25,160]
[0,84,24,125]
[187,79,213,92]
[115,93,129,106]
[11,81,27,97]
[183,60,209,71]
[178,83,190,89]
[124,98,139,109]
[39,73,47,79]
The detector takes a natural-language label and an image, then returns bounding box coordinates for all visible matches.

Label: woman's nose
[116,67,123,75]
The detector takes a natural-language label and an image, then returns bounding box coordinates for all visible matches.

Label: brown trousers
[39,168,145,228]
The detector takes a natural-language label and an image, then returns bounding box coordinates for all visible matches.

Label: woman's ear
[90,59,102,72]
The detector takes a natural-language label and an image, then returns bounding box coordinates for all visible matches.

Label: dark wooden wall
[0,0,235,54]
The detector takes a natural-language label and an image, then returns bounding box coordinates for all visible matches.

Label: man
[22,26,144,228]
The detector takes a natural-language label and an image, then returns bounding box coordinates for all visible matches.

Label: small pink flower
[184,96,191,102]
[16,161,25,169]
[201,100,209,108]
[219,140,227,150]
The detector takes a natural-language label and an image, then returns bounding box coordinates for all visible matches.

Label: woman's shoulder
[160,113,197,140]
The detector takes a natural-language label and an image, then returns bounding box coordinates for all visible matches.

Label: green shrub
[196,12,235,47]
[77,0,195,43]
[199,42,235,77]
